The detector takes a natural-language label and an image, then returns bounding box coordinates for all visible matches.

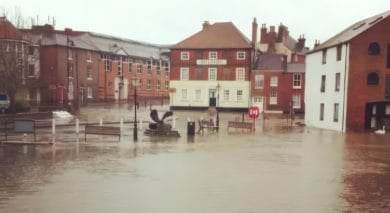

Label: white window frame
[236,67,245,81]
[180,67,189,80]
[181,52,189,60]
[293,74,301,89]
[334,103,339,122]
[270,76,278,87]
[146,80,152,90]
[209,51,218,59]
[237,51,246,60]
[223,90,230,102]
[335,73,341,92]
[255,74,264,89]
[236,90,243,102]
[87,68,93,80]
[87,87,93,99]
[270,91,277,105]
[157,80,161,90]
[195,89,201,101]
[208,67,217,81]
[292,95,301,109]
[87,51,92,62]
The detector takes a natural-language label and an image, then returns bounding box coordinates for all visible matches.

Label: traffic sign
[248,106,260,119]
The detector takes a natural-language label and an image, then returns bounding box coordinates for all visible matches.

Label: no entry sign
[248,106,260,119]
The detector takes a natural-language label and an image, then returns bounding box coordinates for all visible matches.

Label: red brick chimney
[260,24,267,44]
[203,21,210,30]
[252,17,258,48]
[296,34,306,51]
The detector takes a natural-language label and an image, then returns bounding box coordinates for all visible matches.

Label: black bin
[187,121,195,135]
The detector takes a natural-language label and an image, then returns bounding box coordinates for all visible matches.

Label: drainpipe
[341,43,349,132]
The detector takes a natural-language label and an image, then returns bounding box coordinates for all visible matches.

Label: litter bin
[187,121,195,135]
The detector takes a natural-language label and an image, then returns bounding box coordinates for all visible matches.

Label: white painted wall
[305,44,349,132]
[169,80,250,109]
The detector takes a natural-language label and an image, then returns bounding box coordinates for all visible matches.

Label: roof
[253,54,284,71]
[172,22,252,49]
[0,17,23,40]
[309,10,390,53]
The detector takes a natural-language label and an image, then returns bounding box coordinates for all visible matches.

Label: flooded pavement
[0,105,390,212]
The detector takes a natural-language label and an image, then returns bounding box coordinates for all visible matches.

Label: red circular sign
[248,106,260,118]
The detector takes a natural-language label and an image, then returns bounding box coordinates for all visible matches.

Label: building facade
[305,10,390,132]
[170,21,253,110]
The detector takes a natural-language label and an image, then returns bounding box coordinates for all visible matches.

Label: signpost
[248,106,260,131]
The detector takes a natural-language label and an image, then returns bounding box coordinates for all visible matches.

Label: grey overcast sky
[1,0,390,48]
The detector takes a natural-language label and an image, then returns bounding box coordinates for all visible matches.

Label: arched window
[367,72,379,85]
[368,42,380,55]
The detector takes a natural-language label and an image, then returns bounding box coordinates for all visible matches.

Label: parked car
[0,93,10,113]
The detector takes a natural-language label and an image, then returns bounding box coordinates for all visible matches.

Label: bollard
[99,118,103,126]
[120,118,123,133]
[173,116,176,129]
[76,119,79,134]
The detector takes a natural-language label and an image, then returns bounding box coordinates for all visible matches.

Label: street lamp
[132,77,140,142]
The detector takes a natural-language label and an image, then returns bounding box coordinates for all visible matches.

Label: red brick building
[306,11,390,131]
[170,21,253,110]
[251,23,307,113]
[20,25,170,112]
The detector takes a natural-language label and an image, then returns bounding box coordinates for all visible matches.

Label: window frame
[335,73,341,91]
[181,52,189,60]
[235,67,245,81]
[180,67,189,80]
[270,76,278,87]
[209,51,218,60]
[293,74,301,89]
[255,74,264,89]
[208,67,217,81]
[237,51,246,60]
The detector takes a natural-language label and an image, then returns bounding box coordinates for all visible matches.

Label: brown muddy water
[0,109,389,212]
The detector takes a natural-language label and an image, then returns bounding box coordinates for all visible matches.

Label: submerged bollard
[52,118,56,135]
[99,118,103,126]
[120,118,123,133]
[76,119,79,134]
[173,116,176,129]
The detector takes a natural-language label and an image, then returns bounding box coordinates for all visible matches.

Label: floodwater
[0,108,390,212]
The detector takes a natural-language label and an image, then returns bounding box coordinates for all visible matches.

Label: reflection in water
[0,128,389,212]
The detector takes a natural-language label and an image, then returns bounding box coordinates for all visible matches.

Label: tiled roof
[0,17,23,40]
[309,10,390,53]
[173,22,252,49]
[253,54,284,71]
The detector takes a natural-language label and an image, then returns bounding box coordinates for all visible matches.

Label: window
[334,103,339,122]
[195,68,203,80]
[117,58,122,76]
[87,87,93,99]
[223,90,230,101]
[157,80,161,90]
[28,46,34,55]
[87,51,92,62]
[28,64,35,76]
[164,62,169,72]
[146,80,152,90]
[237,51,246,60]
[270,76,278,87]
[87,68,93,80]
[336,45,342,61]
[68,48,73,60]
[181,89,187,100]
[236,90,243,101]
[320,103,325,121]
[293,74,301,89]
[208,67,217,80]
[104,55,111,71]
[335,73,340,91]
[156,60,161,75]
[321,75,326,92]
[368,42,380,55]
[165,81,169,90]
[270,91,277,105]
[292,95,301,109]
[236,68,245,80]
[209,51,217,59]
[255,74,264,89]
[367,72,379,85]
[322,49,327,64]
[196,51,203,59]
[195,89,201,101]
[137,63,142,73]
[147,60,152,74]
[180,67,189,80]
[128,58,133,73]
[181,52,189,60]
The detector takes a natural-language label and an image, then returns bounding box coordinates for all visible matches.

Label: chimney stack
[260,24,267,43]
[203,21,210,30]
[314,40,321,48]
[296,34,306,51]
[252,17,258,48]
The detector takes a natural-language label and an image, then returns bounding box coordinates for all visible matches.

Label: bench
[198,119,217,134]
[84,125,121,141]
[227,121,253,132]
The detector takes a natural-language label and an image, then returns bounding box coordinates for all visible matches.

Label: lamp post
[132,78,139,142]
[216,83,220,132]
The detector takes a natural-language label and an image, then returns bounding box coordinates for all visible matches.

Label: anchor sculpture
[144,109,180,137]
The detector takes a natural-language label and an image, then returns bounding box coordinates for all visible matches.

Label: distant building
[305,10,390,132]
[251,23,307,113]
[170,21,253,110]
[20,25,170,111]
